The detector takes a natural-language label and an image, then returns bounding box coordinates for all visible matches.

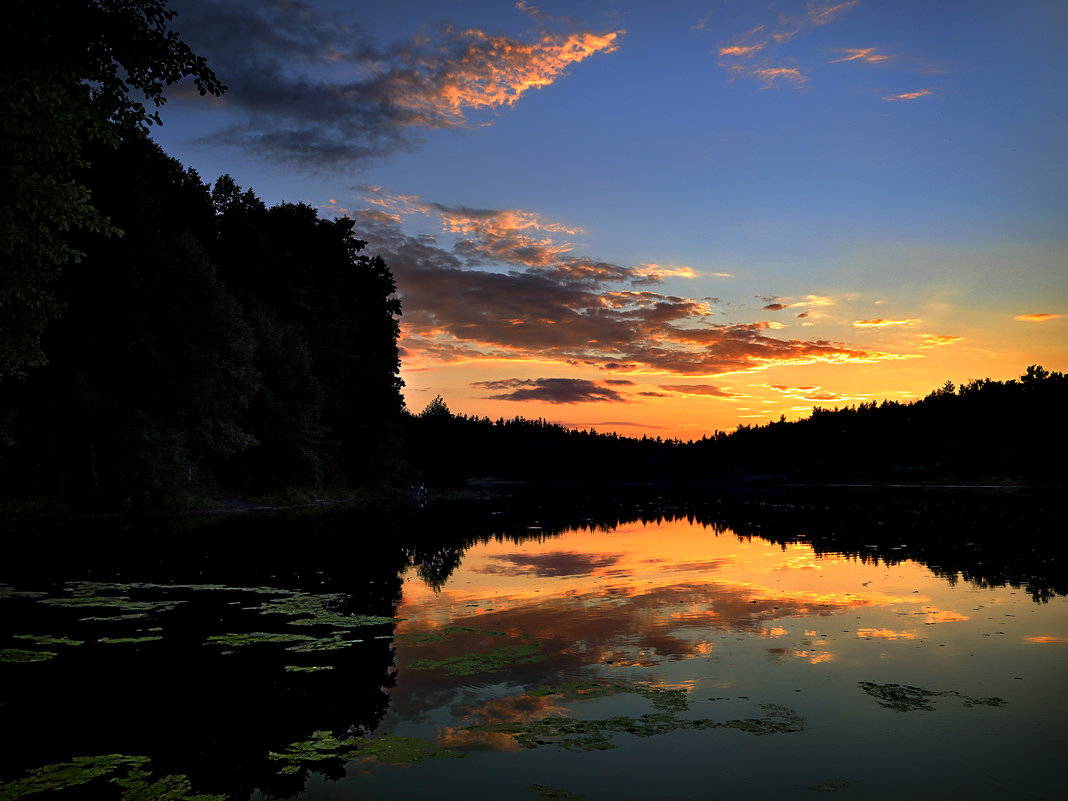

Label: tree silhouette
[0,0,223,379]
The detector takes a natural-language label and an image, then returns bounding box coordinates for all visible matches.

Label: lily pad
[858,681,1006,712]
[407,643,545,676]
[0,754,224,801]
[268,730,463,776]
[0,648,56,664]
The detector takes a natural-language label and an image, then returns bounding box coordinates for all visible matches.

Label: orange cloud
[830,47,893,64]
[852,318,920,328]
[1014,313,1063,322]
[753,66,807,88]
[806,0,861,26]
[352,194,905,377]
[633,264,698,281]
[719,43,766,57]
[1025,636,1068,644]
[176,3,622,165]
[392,29,624,125]
[767,383,849,402]
[883,89,934,101]
[919,334,963,348]
[657,384,740,398]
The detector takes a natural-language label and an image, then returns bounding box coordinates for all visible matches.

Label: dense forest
[0,137,405,506]
[1,2,1064,511]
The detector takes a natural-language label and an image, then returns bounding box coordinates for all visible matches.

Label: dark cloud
[349,202,891,377]
[168,0,620,166]
[763,302,789,311]
[472,378,626,404]
[657,384,738,398]
[603,379,635,385]
[475,551,622,578]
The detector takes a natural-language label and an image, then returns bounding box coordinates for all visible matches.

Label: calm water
[1,490,1066,800]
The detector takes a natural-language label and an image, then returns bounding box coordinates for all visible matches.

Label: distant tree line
[404,366,1068,486]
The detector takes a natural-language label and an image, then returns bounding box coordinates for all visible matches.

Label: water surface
[1,491,1065,800]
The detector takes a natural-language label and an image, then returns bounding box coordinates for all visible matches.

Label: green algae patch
[0,754,223,801]
[719,704,806,735]
[206,631,319,648]
[465,683,805,752]
[395,625,509,644]
[13,634,84,647]
[268,730,463,776]
[353,734,465,765]
[527,680,689,713]
[284,665,334,673]
[285,632,364,653]
[407,643,545,676]
[0,648,56,664]
[529,784,588,801]
[38,583,184,618]
[96,636,164,645]
[251,592,394,629]
[0,586,46,600]
[858,681,1007,712]
[0,754,147,799]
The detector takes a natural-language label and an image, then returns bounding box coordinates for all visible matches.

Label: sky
[151,0,1068,440]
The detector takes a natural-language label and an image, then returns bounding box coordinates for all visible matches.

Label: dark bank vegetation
[0,137,405,508]
[404,366,1068,487]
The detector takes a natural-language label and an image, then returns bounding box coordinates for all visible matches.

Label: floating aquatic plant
[858,681,1006,712]
[12,634,84,647]
[406,643,545,676]
[395,625,509,644]
[0,754,223,801]
[465,682,805,752]
[527,680,689,713]
[267,730,463,776]
[0,648,56,664]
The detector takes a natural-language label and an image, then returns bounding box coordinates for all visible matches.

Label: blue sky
[152,0,1068,437]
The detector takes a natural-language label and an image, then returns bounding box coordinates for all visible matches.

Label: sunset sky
[153,0,1067,440]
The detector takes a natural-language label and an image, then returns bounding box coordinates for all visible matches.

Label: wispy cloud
[169,0,622,165]
[919,334,963,347]
[753,65,807,88]
[719,43,766,58]
[657,384,740,398]
[1014,313,1063,322]
[852,318,920,328]
[830,47,893,64]
[767,383,848,402]
[883,89,934,101]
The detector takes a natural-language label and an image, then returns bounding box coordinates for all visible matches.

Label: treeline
[0,136,405,506]
[404,366,1068,486]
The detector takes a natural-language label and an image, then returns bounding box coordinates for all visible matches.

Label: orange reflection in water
[394,517,966,673]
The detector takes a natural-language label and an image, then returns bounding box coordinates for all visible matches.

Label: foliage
[0,0,223,379]
[0,138,405,505]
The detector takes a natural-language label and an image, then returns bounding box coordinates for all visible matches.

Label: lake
[1,487,1065,800]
